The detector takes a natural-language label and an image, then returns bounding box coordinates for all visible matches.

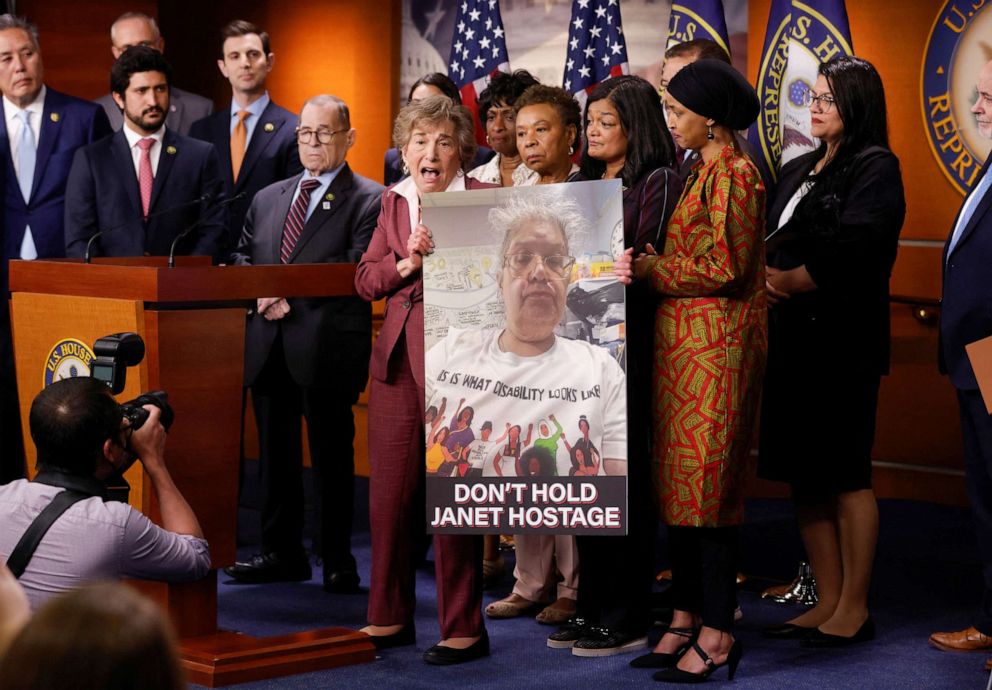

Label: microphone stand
[83,194,211,264]
[167,192,246,268]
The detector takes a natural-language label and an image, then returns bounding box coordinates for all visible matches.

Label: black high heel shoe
[630,626,697,669]
[652,639,742,683]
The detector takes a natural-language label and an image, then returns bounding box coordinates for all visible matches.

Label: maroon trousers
[366,335,484,639]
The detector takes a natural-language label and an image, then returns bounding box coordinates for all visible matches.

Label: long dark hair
[407,72,461,104]
[792,56,889,234]
[579,75,675,186]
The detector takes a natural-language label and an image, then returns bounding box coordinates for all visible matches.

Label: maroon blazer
[355,177,494,387]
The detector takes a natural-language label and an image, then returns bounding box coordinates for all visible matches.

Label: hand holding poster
[422,181,628,535]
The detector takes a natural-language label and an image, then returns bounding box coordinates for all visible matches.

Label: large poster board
[422,180,628,534]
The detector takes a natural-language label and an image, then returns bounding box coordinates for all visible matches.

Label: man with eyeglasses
[932,59,992,665]
[227,95,383,591]
[190,20,302,260]
[94,12,213,135]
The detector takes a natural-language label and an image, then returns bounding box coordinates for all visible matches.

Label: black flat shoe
[367,624,416,650]
[801,618,875,648]
[762,622,815,640]
[630,626,696,668]
[423,632,490,665]
[652,639,742,683]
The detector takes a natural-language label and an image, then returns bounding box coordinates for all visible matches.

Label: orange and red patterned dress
[647,144,767,528]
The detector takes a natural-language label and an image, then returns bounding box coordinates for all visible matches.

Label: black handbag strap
[6,489,90,578]
[638,167,672,250]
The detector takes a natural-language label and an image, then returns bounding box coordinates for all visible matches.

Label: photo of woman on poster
[424,191,627,480]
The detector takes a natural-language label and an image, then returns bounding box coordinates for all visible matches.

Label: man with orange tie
[189,20,301,260]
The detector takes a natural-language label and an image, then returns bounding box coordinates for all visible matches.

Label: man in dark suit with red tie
[226,95,383,591]
[64,47,224,260]
[189,20,302,259]
[0,14,112,482]
[931,59,992,665]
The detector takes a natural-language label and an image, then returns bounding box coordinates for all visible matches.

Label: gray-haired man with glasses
[227,94,383,591]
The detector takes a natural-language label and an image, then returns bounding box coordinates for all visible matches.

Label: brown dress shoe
[929,626,992,652]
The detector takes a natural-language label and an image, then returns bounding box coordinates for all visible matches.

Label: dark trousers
[957,388,992,635]
[668,525,739,632]
[251,332,358,570]
[576,448,657,634]
[0,311,25,483]
[366,335,484,639]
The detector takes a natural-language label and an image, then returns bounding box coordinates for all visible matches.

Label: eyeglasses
[503,252,575,277]
[296,128,347,144]
[802,91,836,112]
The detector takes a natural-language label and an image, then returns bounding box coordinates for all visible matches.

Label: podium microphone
[167,192,247,268]
[84,194,212,264]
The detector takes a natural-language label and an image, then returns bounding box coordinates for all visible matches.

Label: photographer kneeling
[0,377,210,609]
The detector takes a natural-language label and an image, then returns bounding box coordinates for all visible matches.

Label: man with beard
[931,59,992,669]
[64,47,224,259]
[94,12,212,135]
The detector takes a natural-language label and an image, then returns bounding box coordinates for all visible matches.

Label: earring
[706,124,714,140]
[401,160,410,175]
[486,134,491,144]
[568,144,575,155]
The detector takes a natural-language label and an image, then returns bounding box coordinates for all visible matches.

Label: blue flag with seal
[748,0,853,181]
[920,2,992,195]
[666,0,730,57]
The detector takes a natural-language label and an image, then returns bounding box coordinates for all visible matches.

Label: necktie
[280,178,322,263]
[231,110,249,183]
[137,138,155,218]
[16,110,35,203]
[948,166,992,260]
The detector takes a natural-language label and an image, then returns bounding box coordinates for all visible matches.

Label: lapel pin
[322,201,331,210]
[171,105,177,112]
[325,193,335,201]
[264,122,274,132]
[50,112,60,122]
[166,145,177,155]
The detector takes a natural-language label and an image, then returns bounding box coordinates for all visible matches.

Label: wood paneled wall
[20,0,401,185]
[157,0,401,183]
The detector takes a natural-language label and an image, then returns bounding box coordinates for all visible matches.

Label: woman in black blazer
[758,55,905,647]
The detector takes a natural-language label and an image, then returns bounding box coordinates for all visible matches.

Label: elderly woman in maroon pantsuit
[355,95,496,665]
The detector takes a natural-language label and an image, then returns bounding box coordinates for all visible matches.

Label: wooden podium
[8,257,374,687]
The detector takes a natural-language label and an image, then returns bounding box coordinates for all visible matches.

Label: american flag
[447,0,510,145]
[563,0,630,111]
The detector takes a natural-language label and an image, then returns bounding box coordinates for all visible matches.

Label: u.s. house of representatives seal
[922,1,992,195]
[43,339,95,386]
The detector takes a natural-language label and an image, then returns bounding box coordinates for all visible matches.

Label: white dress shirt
[122,124,166,178]
[4,86,46,259]
[391,172,467,234]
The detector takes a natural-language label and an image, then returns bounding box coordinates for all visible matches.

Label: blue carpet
[199,476,990,689]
